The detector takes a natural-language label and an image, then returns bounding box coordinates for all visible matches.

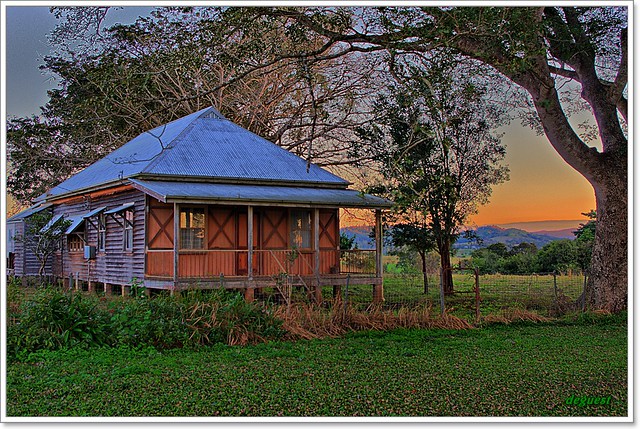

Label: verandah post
[247,205,253,280]
[173,202,179,296]
[313,208,322,304]
[244,205,254,303]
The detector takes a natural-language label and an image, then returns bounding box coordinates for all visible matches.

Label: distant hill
[341,226,376,250]
[531,228,576,239]
[495,220,582,232]
[341,224,574,252]
[455,225,572,251]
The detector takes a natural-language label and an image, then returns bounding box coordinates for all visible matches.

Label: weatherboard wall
[53,190,146,286]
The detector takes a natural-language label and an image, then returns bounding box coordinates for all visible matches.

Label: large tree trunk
[517,57,628,312]
[439,242,454,295]
[587,167,628,312]
[452,8,628,311]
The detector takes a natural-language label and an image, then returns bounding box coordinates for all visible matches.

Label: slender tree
[14,212,71,277]
[362,61,508,294]
[387,223,435,294]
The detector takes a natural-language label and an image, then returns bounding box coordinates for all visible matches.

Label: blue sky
[5,6,153,117]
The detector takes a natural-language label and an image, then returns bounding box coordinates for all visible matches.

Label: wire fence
[263,269,588,322]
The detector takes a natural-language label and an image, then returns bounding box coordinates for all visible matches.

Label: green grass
[337,273,585,320]
[6,315,627,417]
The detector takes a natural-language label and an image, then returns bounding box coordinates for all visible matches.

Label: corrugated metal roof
[104,202,135,214]
[65,214,86,234]
[40,214,64,233]
[41,109,205,200]
[130,179,393,209]
[142,117,347,185]
[83,207,107,218]
[7,203,52,222]
[40,106,348,200]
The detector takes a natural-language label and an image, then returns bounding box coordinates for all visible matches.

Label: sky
[3,6,600,230]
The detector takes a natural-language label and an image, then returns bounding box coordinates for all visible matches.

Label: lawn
[6,314,627,418]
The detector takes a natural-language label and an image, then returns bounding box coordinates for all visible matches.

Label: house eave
[134,173,351,189]
[130,179,394,210]
[37,179,131,203]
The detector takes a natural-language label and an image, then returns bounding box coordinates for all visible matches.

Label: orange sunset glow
[468,124,596,227]
[338,121,598,231]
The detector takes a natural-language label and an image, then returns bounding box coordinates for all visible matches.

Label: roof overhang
[40,214,64,233]
[130,179,393,209]
[105,202,135,215]
[7,203,52,223]
[65,214,86,234]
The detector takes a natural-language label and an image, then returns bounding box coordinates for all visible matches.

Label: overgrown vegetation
[7,284,286,360]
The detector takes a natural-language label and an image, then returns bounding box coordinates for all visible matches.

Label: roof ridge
[220,120,349,183]
[140,106,219,174]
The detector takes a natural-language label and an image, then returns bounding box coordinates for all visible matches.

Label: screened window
[123,210,134,251]
[180,207,205,249]
[98,214,106,251]
[68,235,84,253]
[290,210,312,249]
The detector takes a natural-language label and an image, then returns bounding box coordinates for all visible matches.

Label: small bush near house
[6,286,286,360]
[7,286,110,359]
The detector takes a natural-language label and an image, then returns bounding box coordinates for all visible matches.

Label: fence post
[439,268,445,316]
[474,268,480,323]
[343,274,350,317]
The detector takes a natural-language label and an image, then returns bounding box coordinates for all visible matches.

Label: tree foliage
[8,7,379,203]
[362,60,508,294]
[14,212,71,277]
[255,6,627,310]
[471,211,597,274]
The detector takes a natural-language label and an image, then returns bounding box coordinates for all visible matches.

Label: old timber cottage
[7,107,392,303]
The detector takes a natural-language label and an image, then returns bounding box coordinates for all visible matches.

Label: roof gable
[39,107,348,201]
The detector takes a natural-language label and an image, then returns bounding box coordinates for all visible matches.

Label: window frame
[68,234,84,253]
[123,209,134,251]
[97,213,106,252]
[289,209,312,250]
[179,206,206,250]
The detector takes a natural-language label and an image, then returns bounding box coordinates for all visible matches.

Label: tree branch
[608,27,627,106]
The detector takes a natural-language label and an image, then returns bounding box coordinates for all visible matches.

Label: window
[68,235,84,252]
[98,214,106,251]
[123,210,134,251]
[180,207,205,249]
[290,210,312,249]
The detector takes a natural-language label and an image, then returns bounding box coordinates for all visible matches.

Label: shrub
[184,289,285,346]
[108,293,188,349]
[7,286,110,359]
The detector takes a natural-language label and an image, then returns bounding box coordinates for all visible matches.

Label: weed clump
[7,286,285,360]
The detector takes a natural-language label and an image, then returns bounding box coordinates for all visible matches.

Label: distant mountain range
[341,224,577,252]
[454,225,575,250]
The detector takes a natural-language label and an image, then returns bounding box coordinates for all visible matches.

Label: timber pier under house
[7,107,392,303]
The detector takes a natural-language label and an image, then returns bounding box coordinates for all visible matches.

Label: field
[5,314,627,418]
[330,272,585,319]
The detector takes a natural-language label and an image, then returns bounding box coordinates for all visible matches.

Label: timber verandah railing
[145,249,377,279]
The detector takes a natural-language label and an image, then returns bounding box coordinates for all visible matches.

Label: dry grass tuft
[274,302,473,341]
